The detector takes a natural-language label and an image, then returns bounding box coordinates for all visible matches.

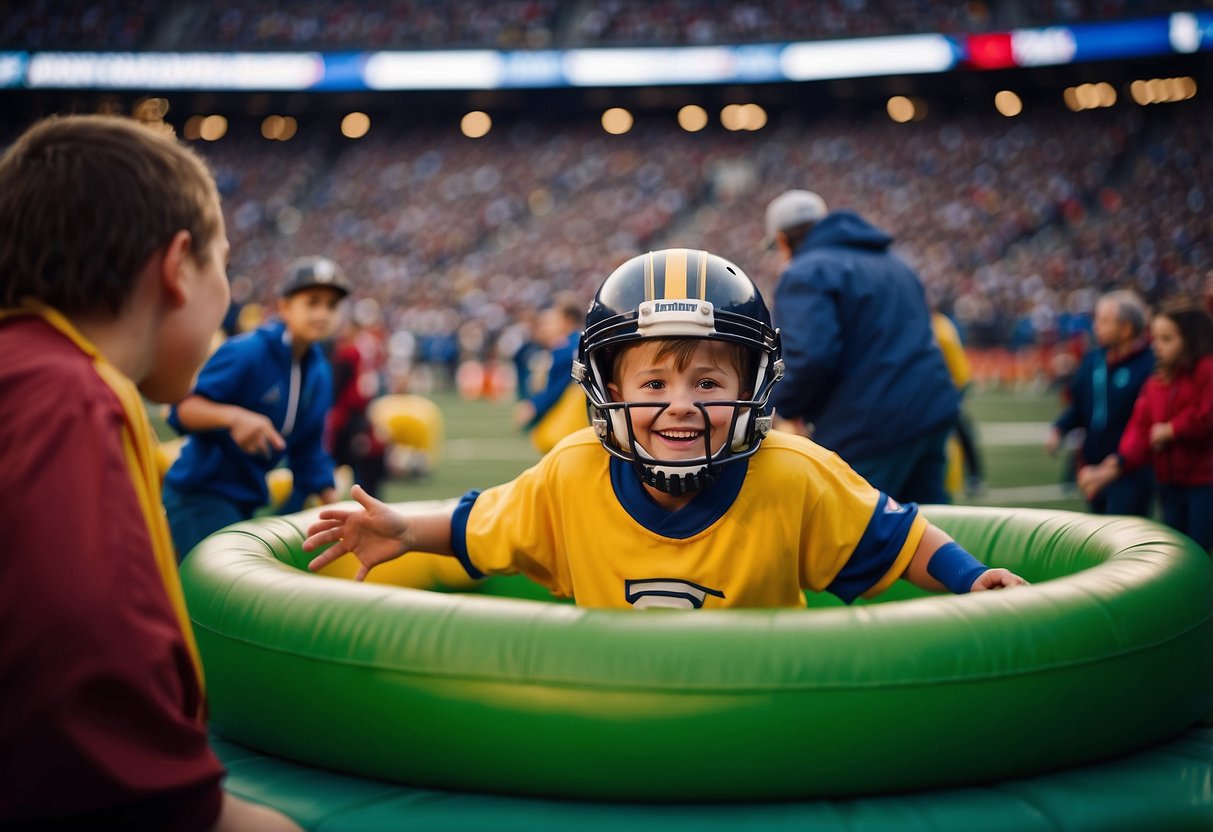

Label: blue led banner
[9,13,1207,92]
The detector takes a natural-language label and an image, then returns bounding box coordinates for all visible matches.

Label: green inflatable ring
[181,504,1213,801]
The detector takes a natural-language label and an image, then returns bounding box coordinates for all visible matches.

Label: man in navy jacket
[764,190,959,504]
[1046,289,1154,516]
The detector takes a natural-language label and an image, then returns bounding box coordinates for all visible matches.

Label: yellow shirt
[932,311,972,391]
[454,429,925,609]
[529,383,590,454]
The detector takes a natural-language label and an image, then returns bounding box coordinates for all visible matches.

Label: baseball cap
[280,256,352,298]
[763,190,828,246]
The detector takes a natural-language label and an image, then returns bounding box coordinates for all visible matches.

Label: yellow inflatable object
[265,467,294,508]
[530,384,590,454]
[369,394,444,461]
[315,549,481,591]
[156,435,186,479]
[236,302,264,334]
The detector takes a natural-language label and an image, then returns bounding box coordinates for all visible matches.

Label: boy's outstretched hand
[970,568,1029,592]
[303,485,409,581]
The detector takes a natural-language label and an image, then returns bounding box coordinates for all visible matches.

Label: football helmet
[573,248,783,495]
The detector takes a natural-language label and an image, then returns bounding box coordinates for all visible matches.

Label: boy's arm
[902,523,1028,593]
[174,394,286,458]
[304,485,454,581]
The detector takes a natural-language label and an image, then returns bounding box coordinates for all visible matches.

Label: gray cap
[764,189,828,245]
[280,256,352,298]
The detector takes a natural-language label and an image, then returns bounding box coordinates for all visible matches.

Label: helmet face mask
[573,249,783,495]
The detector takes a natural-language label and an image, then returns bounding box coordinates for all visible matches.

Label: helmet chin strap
[633,442,720,496]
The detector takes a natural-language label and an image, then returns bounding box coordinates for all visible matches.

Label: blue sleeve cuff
[450,490,486,580]
[826,494,919,604]
[927,541,990,594]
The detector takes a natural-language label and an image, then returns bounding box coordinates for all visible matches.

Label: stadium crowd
[1,0,1199,50]
[179,94,1209,392]
[3,0,1207,391]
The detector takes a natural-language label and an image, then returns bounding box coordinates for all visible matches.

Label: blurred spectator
[329,297,389,496]
[932,308,986,497]
[513,292,589,454]
[1078,302,1213,549]
[2,0,1188,50]
[764,189,959,504]
[144,94,1212,394]
[1046,290,1155,516]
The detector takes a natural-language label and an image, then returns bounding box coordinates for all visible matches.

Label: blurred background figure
[329,296,389,497]
[513,292,589,454]
[163,255,348,559]
[1078,302,1213,549]
[932,306,986,498]
[221,273,261,338]
[1046,290,1154,517]
[766,189,959,505]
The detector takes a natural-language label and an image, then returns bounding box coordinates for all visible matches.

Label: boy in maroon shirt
[0,116,299,830]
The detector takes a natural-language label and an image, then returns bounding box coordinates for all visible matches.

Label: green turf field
[374,385,1089,513]
[152,384,1088,511]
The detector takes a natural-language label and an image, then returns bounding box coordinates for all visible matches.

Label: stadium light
[601,107,633,135]
[719,103,766,131]
[198,115,227,141]
[261,115,298,141]
[886,96,915,123]
[1064,81,1118,110]
[341,112,370,139]
[994,90,1023,116]
[461,111,492,138]
[1130,76,1197,105]
[678,104,708,132]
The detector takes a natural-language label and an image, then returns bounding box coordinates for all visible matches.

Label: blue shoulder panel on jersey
[826,493,919,604]
[450,490,486,580]
[609,457,748,539]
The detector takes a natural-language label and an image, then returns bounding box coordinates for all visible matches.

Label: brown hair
[1156,300,1213,372]
[779,222,816,253]
[0,114,220,316]
[552,291,585,328]
[610,337,756,394]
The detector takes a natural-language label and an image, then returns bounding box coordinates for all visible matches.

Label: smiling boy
[304,249,1025,608]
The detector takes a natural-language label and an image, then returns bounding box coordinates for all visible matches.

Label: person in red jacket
[1079,301,1213,550]
[328,298,389,496]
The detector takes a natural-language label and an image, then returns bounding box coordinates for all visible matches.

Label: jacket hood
[802,210,892,252]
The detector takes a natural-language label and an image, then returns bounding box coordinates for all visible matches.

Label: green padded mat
[215,726,1213,832]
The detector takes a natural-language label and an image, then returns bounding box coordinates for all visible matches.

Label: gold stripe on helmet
[696,249,707,299]
[663,248,689,299]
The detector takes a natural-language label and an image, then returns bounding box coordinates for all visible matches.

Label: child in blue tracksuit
[163,256,350,559]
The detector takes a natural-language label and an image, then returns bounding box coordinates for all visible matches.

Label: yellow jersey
[452,428,926,609]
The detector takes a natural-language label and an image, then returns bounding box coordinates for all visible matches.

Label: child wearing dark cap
[163,256,351,559]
